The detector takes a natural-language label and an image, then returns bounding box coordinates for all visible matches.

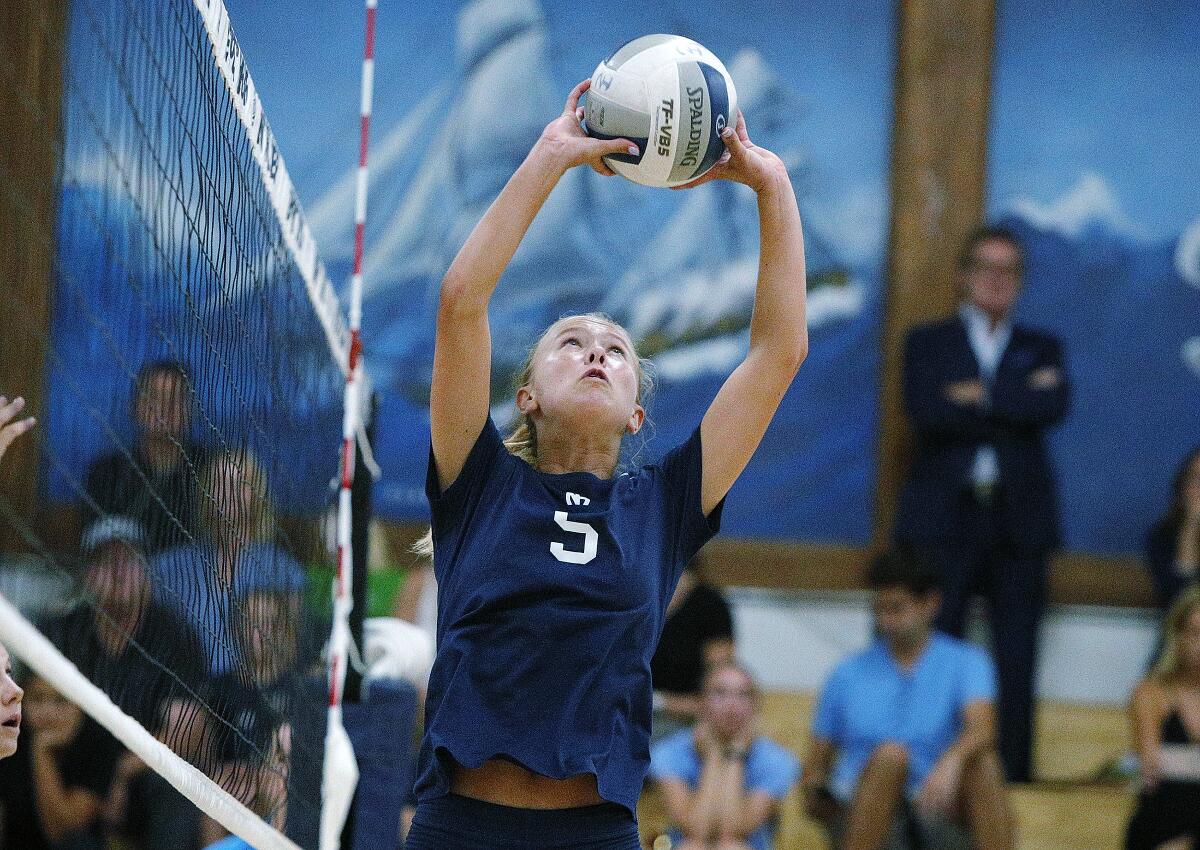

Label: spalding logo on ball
[584,34,737,189]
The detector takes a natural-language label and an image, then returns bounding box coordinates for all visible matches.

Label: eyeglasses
[705,687,755,700]
[967,257,1022,277]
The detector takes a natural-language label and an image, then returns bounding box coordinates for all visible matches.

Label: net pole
[320,1,377,848]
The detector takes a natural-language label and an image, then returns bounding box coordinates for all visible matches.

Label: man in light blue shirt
[650,663,799,850]
[802,548,1014,850]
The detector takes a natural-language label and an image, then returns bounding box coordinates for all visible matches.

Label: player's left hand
[671,111,788,193]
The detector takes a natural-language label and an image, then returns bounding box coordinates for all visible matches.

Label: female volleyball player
[405,79,807,849]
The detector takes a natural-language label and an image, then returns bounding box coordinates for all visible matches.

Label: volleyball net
[0,0,379,847]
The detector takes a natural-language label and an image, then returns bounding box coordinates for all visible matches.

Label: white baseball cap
[81,516,148,555]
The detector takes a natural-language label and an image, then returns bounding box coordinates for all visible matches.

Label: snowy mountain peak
[728,49,776,112]
[1184,337,1200,380]
[1176,219,1200,288]
[1008,172,1147,241]
[457,0,544,70]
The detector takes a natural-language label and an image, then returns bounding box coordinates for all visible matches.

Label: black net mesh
[0,0,351,847]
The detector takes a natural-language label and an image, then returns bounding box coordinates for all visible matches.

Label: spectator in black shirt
[203,587,306,838]
[41,517,208,850]
[651,557,736,743]
[0,674,123,850]
[84,361,207,553]
[43,516,205,729]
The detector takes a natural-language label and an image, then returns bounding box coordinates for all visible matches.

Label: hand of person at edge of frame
[538,79,639,177]
[0,396,36,466]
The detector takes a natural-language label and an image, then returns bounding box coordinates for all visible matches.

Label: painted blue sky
[988,0,1200,237]
[224,0,895,264]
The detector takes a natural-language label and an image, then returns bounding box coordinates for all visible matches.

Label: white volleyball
[583,34,738,189]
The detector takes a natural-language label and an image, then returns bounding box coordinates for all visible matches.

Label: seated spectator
[211,586,305,763]
[651,557,736,742]
[0,674,123,850]
[43,516,205,729]
[151,448,306,676]
[104,693,215,847]
[650,663,799,850]
[201,584,310,844]
[84,361,208,554]
[0,640,22,760]
[802,548,1013,850]
[40,517,209,850]
[1125,586,1200,850]
[1145,446,1200,611]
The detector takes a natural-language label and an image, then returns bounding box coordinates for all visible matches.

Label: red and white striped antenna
[321,1,377,847]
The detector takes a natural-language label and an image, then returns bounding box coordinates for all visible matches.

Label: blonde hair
[199,447,275,544]
[505,313,653,464]
[414,313,653,559]
[701,662,761,704]
[1153,586,1200,684]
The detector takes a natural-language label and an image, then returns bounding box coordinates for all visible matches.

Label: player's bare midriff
[451,757,605,808]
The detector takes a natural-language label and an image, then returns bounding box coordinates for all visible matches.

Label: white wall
[728,587,1160,707]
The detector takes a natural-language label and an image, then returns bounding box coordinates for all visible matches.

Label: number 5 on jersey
[551,511,598,564]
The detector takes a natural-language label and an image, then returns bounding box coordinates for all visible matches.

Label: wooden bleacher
[638,692,1136,850]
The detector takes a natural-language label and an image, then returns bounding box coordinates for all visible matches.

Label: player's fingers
[669,166,722,190]
[0,395,25,425]
[591,160,616,177]
[564,79,590,115]
[601,138,639,158]
[717,124,749,168]
[734,109,750,143]
[0,417,36,453]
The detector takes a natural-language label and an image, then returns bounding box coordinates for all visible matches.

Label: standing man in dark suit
[894,225,1069,783]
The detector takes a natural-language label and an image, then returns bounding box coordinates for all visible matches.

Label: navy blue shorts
[404,794,640,850]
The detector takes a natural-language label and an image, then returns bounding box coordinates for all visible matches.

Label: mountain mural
[44,0,896,544]
[297,0,892,542]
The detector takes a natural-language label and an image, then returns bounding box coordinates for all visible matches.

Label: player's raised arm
[678,112,808,515]
[429,80,637,490]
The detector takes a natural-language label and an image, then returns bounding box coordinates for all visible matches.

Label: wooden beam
[873,0,997,547]
[0,1,66,553]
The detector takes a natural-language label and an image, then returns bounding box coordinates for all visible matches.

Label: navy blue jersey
[415,418,723,815]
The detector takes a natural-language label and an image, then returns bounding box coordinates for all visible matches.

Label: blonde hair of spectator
[1153,585,1200,684]
[200,448,275,544]
[700,662,761,703]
